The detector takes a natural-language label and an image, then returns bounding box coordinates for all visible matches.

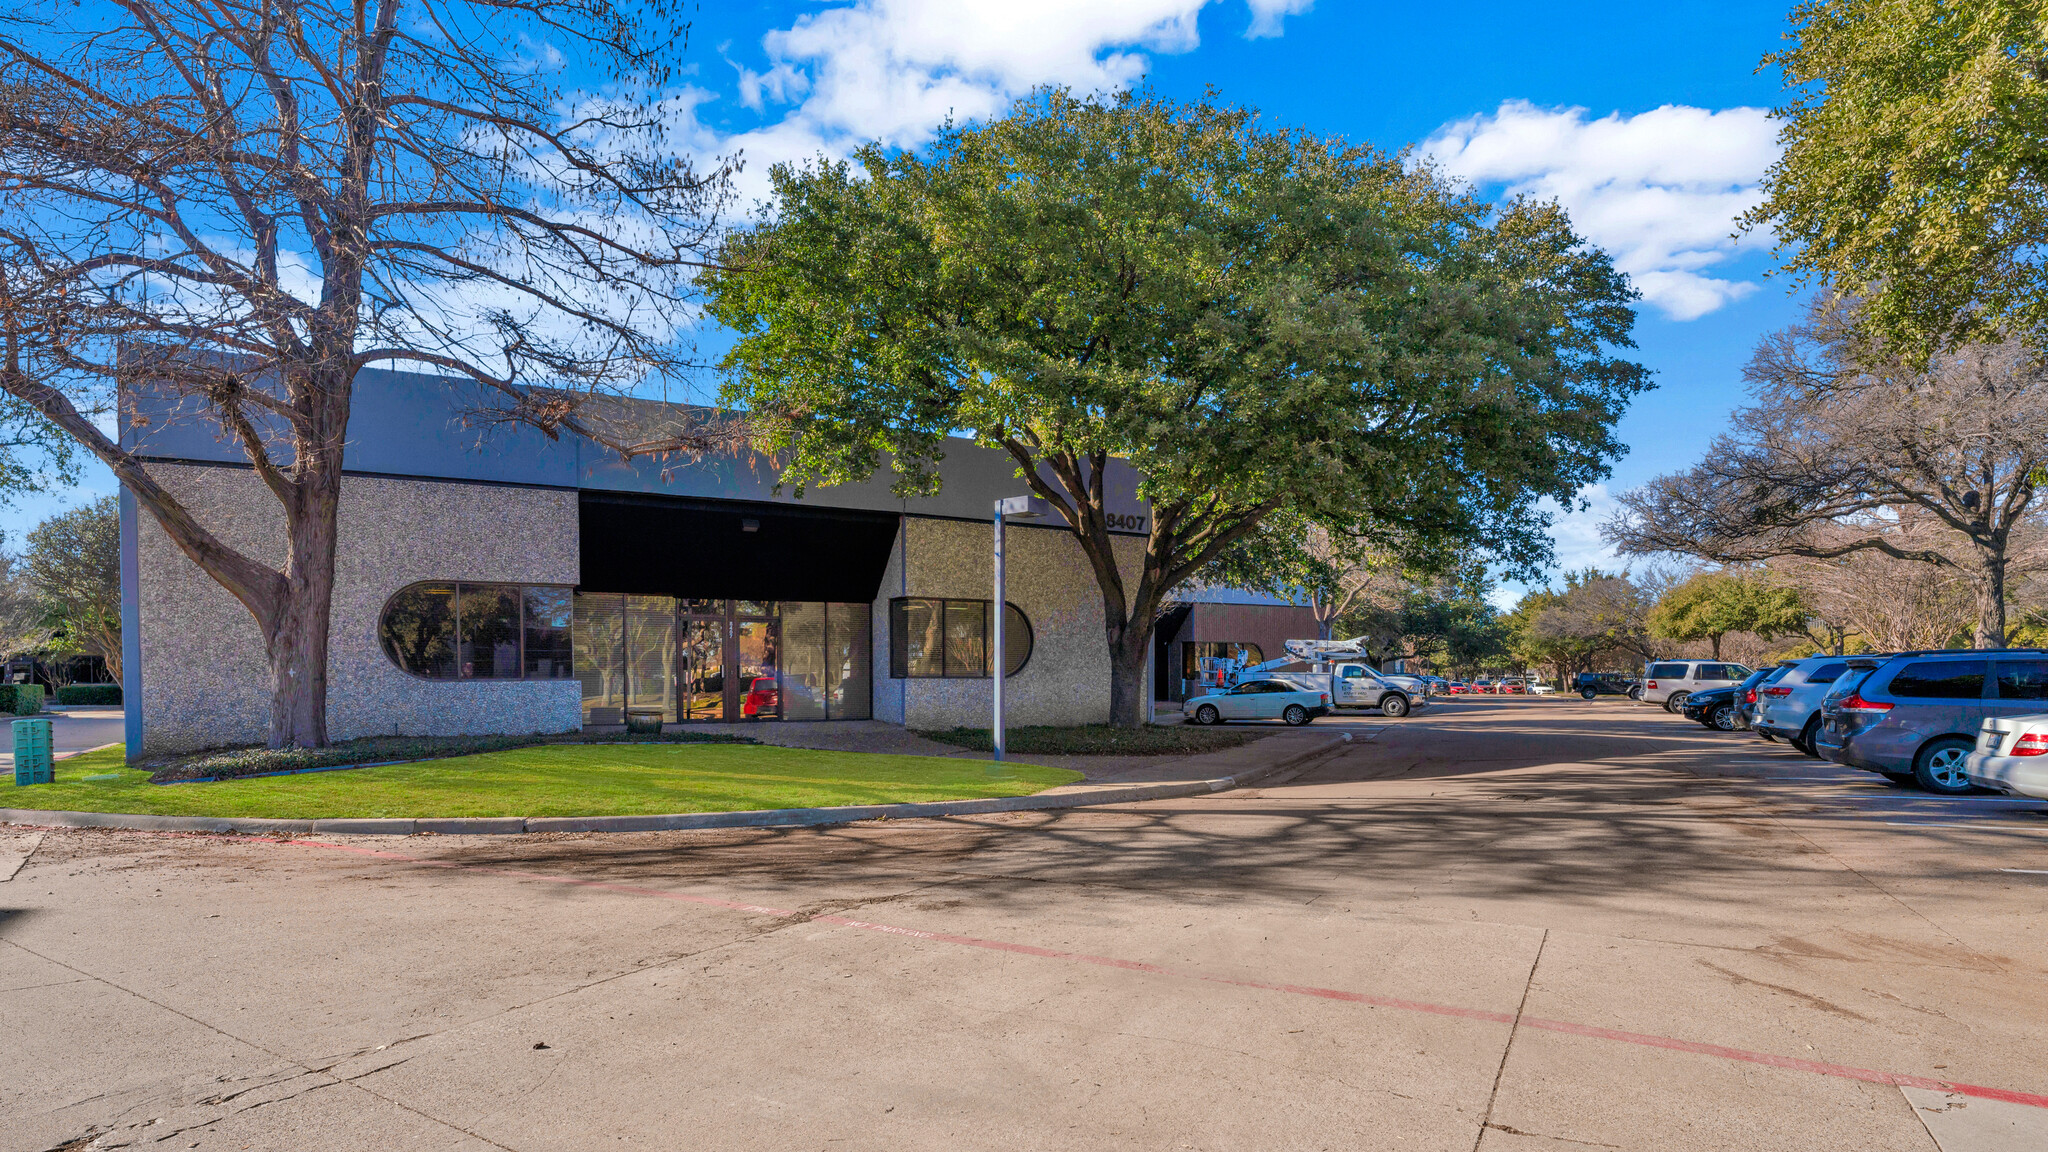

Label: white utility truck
[1193,637,1428,718]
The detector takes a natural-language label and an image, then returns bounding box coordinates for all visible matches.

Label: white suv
[1642,660,1754,713]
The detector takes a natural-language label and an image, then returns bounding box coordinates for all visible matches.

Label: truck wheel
[1912,737,1975,795]
[1381,694,1410,718]
[1629,686,1644,701]
[1664,691,1689,714]
[1282,704,1311,726]
[1193,704,1220,726]
[1580,687,1597,700]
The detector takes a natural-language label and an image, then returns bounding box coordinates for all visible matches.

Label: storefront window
[889,599,1031,678]
[381,583,458,680]
[573,597,872,724]
[523,588,574,679]
[460,585,523,679]
[380,582,576,683]
[1182,642,1263,679]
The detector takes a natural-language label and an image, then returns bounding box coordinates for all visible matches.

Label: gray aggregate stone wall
[874,517,1144,730]
[136,466,580,755]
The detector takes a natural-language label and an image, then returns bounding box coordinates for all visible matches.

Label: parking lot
[5,697,2047,1151]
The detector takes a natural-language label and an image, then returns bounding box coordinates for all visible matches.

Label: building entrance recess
[576,595,869,724]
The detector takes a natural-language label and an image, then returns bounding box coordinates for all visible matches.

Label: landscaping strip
[0,731,1350,836]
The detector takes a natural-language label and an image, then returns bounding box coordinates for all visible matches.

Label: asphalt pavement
[3,698,2045,1151]
[0,706,124,763]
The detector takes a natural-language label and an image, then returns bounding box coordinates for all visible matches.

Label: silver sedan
[1185,679,1331,726]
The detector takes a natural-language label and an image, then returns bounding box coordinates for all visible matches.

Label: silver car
[1753,655,1854,755]
[1186,678,1332,726]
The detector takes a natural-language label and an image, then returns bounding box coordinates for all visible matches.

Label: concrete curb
[0,731,1352,837]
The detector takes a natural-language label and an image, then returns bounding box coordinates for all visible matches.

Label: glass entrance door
[733,617,781,720]
[679,618,724,720]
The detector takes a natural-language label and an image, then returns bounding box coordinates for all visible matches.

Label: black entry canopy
[579,492,901,603]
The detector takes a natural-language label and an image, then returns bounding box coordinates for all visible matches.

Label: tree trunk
[1710,633,1723,659]
[1974,547,2008,649]
[262,478,340,748]
[1107,628,1150,728]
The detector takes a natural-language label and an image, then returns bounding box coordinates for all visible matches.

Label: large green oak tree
[703,89,1648,726]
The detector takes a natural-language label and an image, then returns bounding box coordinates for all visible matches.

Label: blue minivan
[1814,649,2048,793]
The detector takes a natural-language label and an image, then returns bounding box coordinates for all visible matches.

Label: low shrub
[56,684,122,706]
[0,684,44,715]
[917,724,1258,756]
[145,728,758,783]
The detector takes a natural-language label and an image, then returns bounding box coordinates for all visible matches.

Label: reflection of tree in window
[459,584,523,678]
[903,600,942,676]
[523,587,573,678]
[381,584,457,678]
[890,598,1031,678]
[945,601,986,676]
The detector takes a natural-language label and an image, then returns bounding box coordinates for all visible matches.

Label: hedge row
[0,684,45,715]
[55,683,122,706]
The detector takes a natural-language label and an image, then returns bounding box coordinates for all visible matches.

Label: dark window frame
[888,597,1033,679]
[379,580,580,683]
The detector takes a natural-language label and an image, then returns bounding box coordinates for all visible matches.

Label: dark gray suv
[1813,649,2048,793]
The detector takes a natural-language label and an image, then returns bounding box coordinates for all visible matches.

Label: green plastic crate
[13,717,53,785]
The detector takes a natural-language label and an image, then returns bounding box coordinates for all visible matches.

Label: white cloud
[1540,483,1625,574]
[1423,101,1778,320]
[1246,0,1314,39]
[696,0,1311,207]
[1490,483,1627,609]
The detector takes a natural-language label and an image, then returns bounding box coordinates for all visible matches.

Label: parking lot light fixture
[993,495,1051,762]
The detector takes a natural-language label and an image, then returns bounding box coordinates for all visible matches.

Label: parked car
[1494,678,1526,694]
[740,675,779,718]
[1681,667,1782,731]
[1574,673,1643,701]
[1528,681,1557,695]
[1641,660,1754,713]
[1752,655,1853,754]
[1447,681,1474,695]
[1186,678,1332,726]
[1964,713,2048,799]
[1814,648,2048,793]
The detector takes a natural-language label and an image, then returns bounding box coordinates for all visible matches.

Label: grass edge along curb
[0,732,1351,836]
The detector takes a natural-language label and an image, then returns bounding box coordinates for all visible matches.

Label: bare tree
[1765,518,1984,652]
[1605,299,2048,648]
[0,0,735,747]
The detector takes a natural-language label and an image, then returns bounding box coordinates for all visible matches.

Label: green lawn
[3,744,1081,819]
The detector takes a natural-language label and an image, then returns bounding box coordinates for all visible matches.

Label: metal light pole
[992,495,1050,761]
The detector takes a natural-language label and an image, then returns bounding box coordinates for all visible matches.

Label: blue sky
[18,0,1812,600]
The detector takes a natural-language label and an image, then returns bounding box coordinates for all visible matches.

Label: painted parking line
[285,837,2048,1111]
[1999,869,2048,875]
[1883,822,2048,832]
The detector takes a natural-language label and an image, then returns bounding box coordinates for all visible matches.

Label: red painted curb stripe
[288,837,2048,1110]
